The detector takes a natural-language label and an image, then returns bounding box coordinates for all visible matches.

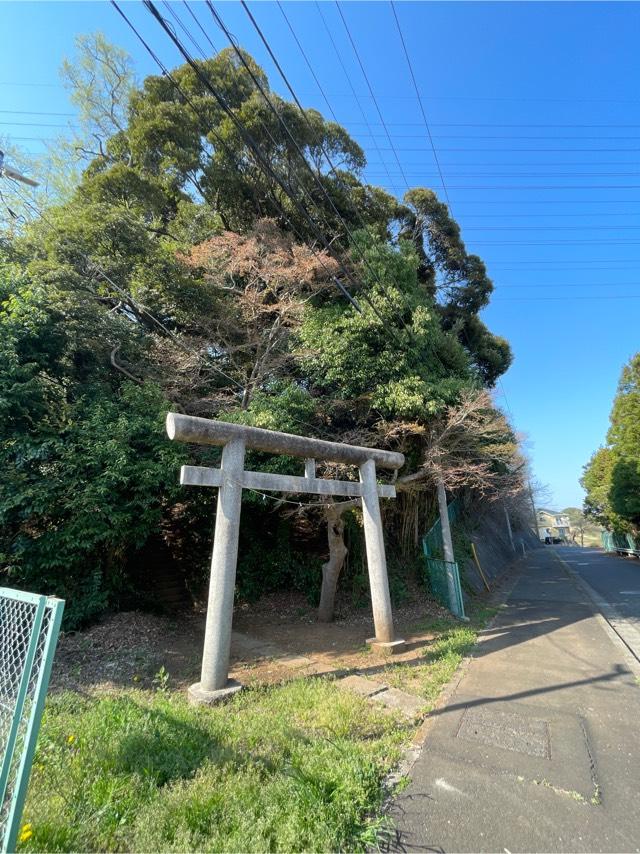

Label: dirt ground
[51,587,456,695]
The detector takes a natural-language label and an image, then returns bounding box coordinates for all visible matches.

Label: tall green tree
[582,353,640,530]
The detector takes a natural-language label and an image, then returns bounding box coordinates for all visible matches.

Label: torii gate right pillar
[360,458,404,653]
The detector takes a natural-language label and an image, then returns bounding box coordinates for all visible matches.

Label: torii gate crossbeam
[166,413,406,704]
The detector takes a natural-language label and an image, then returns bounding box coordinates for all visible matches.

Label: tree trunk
[318,502,349,623]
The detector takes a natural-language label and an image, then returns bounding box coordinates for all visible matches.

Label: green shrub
[0,381,188,628]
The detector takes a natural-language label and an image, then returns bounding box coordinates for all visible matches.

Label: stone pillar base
[188,679,243,705]
[367,637,406,656]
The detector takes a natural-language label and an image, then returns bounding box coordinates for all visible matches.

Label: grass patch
[381,606,496,706]
[20,680,408,853]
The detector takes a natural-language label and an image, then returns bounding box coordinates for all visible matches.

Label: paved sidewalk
[389,547,640,853]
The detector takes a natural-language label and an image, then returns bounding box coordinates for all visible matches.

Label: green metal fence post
[0,598,46,819]
[0,591,64,853]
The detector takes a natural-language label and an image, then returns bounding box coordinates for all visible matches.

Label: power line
[182,0,218,54]
[116,0,364,316]
[459,225,640,231]
[388,0,489,389]
[377,182,640,190]
[460,213,640,218]
[117,0,366,321]
[364,171,640,179]
[296,90,640,105]
[201,0,396,328]
[369,162,640,166]
[483,258,640,264]
[493,294,640,301]
[162,0,209,58]
[0,137,55,142]
[276,1,339,124]
[335,1,411,191]
[352,131,640,138]
[135,0,454,379]
[237,0,413,337]
[390,0,450,207]
[248,1,461,374]
[461,239,640,245]
[413,199,640,205]
[379,185,640,194]
[367,122,640,129]
[404,134,640,141]
[0,109,76,117]
[245,0,455,373]
[494,282,640,288]
[367,146,640,153]
[0,121,77,128]
[313,1,396,189]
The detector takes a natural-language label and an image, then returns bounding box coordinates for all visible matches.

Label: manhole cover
[456,707,551,758]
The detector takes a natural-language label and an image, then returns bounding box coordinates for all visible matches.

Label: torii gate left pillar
[166,412,405,704]
[200,437,245,696]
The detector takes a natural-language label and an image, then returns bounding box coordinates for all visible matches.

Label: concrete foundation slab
[367,637,406,655]
[188,679,243,705]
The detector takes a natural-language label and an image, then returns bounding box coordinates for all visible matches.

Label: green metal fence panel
[421,499,466,619]
[601,531,638,552]
[0,589,64,853]
[422,498,460,559]
[423,557,465,619]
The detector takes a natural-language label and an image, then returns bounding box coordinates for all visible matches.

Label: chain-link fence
[0,589,64,853]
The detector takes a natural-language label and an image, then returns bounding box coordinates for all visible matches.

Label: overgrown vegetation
[0,34,525,626]
[582,352,640,534]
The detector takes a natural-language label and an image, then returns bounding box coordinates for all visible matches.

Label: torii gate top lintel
[166,412,405,471]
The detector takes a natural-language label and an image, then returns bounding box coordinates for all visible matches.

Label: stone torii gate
[166,412,406,704]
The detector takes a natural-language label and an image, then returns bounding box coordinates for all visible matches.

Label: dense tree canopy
[0,37,518,625]
[582,353,640,532]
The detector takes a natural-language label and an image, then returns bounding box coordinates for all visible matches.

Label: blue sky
[2,1,640,509]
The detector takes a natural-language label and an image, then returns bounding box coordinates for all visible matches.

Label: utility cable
[182,1,219,54]
[143,0,404,335]
[390,1,450,208]
[314,1,396,189]
[335,1,410,190]
[238,0,413,334]
[162,0,209,59]
[113,0,364,317]
[276,1,339,125]
[205,0,396,323]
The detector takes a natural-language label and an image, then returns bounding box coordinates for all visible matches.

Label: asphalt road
[390,545,640,852]
[555,544,640,659]
[558,545,640,619]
